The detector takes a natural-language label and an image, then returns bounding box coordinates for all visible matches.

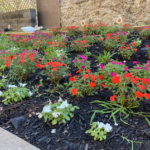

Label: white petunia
[57,100,69,109]
[36,113,42,118]
[97,122,105,128]
[2,76,6,78]
[0,91,2,96]
[104,123,112,132]
[29,91,33,96]
[7,85,17,88]
[43,106,51,113]
[52,112,61,118]
[114,123,118,126]
[51,129,56,133]
[19,83,27,87]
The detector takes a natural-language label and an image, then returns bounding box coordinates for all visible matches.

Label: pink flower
[82,56,86,60]
[112,61,117,65]
[110,72,116,76]
[144,67,148,71]
[124,67,128,71]
[60,59,63,61]
[93,34,96,36]
[81,65,85,69]
[39,58,42,60]
[53,58,56,61]
[98,64,104,70]
[135,67,141,70]
[80,60,84,63]
[44,52,48,54]
[72,60,77,63]
[133,61,137,64]
[79,55,82,58]
[108,60,111,62]
[147,78,150,81]
[118,62,124,65]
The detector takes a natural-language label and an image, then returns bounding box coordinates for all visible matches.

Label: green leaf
[52,119,57,125]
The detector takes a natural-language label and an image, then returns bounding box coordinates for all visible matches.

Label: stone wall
[60,0,150,27]
[0,9,37,31]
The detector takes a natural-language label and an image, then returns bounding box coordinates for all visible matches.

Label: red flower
[135,91,143,98]
[146,45,149,47]
[71,88,77,95]
[36,64,44,69]
[111,75,120,84]
[131,42,136,46]
[137,84,145,90]
[124,73,133,78]
[89,82,95,88]
[67,73,71,76]
[90,75,97,82]
[37,85,40,87]
[86,69,91,73]
[69,77,75,82]
[99,75,103,80]
[9,55,14,59]
[144,93,150,99]
[46,41,51,44]
[126,47,130,50]
[5,63,10,67]
[76,69,82,73]
[83,74,88,79]
[100,83,108,87]
[52,68,57,71]
[134,48,137,51]
[131,77,137,84]
[110,95,116,101]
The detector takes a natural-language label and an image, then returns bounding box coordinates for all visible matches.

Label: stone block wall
[0,9,37,31]
[60,0,150,27]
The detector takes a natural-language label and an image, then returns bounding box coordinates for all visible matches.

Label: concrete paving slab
[0,127,40,150]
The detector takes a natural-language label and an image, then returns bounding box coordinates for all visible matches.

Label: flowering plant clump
[65,26,81,36]
[40,97,79,125]
[51,27,61,35]
[115,31,128,43]
[1,87,31,105]
[146,45,150,59]
[70,39,89,52]
[69,70,103,97]
[4,50,41,80]
[72,55,91,70]
[36,61,69,84]
[133,38,142,47]
[82,35,99,45]
[139,27,150,40]
[86,122,112,141]
[119,42,137,60]
[98,61,126,85]
[129,61,150,78]
[108,72,150,106]
[121,24,133,32]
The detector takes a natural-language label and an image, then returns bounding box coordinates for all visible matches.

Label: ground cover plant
[0,22,150,150]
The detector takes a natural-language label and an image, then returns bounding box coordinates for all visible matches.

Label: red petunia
[111,75,120,84]
[131,42,136,46]
[71,88,77,95]
[110,95,116,101]
[144,93,150,99]
[9,55,14,59]
[69,77,75,82]
[67,73,71,76]
[137,84,145,90]
[86,69,91,73]
[5,63,10,67]
[89,82,95,88]
[83,74,88,79]
[131,77,137,84]
[52,68,57,71]
[99,75,103,80]
[135,91,143,98]
[124,72,133,78]
[76,69,82,73]
[100,83,108,87]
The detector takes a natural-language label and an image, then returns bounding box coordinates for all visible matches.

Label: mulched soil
[0,32,150,150]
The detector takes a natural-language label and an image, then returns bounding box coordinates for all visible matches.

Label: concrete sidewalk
[0,127,40,150]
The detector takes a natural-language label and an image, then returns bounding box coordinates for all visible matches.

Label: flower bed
[0,23,150,149]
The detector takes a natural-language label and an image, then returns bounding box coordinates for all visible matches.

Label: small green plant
[86,122,112,141]
[1,87,31,105]
[133,38,141,47]
[40,97,79,125]
[121,135,142,150]
[95,50,115,64]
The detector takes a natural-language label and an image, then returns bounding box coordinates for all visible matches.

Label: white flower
[43,106,51,113]
[97,122,105,128]
[51,129,56,133]
[2,76,6,78]
[104,123,112,132]
[52,112,61,118]
[114,123,118,126]
[7,85,17,88]
[36,113,42,118]
[29,91,33,96]
[19,83,27,87]
[57,100,69,109]
[0,91,2,96]
[58,96,63,102]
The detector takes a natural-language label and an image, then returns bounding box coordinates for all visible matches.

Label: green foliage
[41,98,79,125]
[139,28,150,40]
[1,87,31,105]
[95,50,115,64]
